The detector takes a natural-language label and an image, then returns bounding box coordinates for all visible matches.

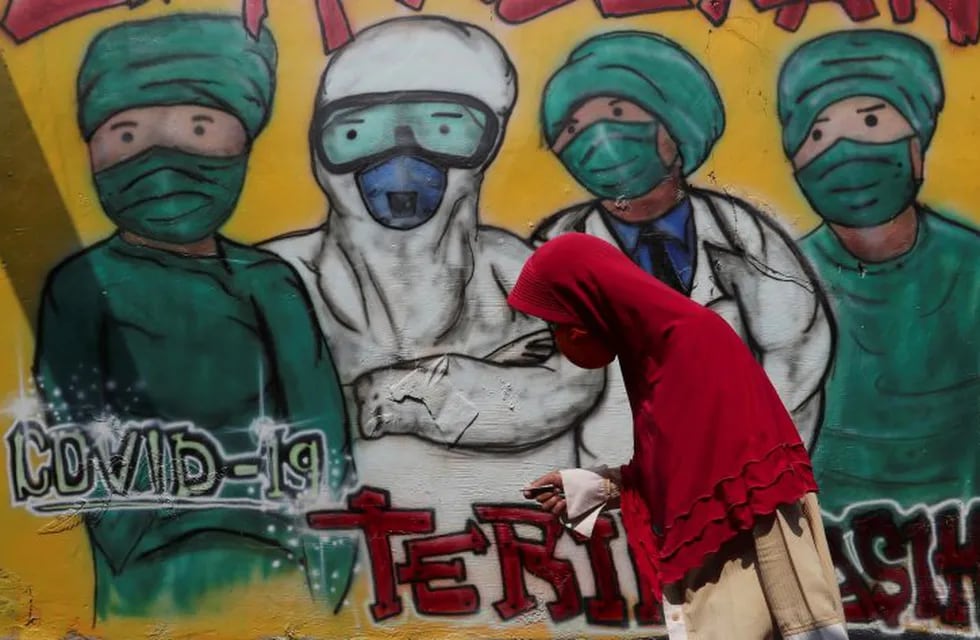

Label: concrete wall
[0,0,977,638]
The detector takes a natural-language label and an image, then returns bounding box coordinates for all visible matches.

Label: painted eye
[346,129,357,140]
[193,125,206,136]
[567,125,576,134]
[865,114,879,127]
[439,124,450,135]
[121,132,134,143]
[812,129,823,142]
[612,107,624,117]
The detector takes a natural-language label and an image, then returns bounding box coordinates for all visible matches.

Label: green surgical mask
[794,137,920,228]
[559,120,667,200]
[94,147,248,244]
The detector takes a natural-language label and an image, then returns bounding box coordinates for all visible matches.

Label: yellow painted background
[0,0,978,637]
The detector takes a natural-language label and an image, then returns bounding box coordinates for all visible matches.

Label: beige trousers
[662,493,846,640]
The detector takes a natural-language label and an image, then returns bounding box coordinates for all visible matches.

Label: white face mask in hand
[558,468,615,538]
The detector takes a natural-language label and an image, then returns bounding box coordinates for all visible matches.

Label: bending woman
[511,233,846,640]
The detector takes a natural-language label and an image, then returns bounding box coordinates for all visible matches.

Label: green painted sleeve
[32,259,106,425]
[251,260,353,499]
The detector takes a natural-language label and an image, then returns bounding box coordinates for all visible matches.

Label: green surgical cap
[77,13,277,140]
[778,29,944,157]
[541,31,725,175]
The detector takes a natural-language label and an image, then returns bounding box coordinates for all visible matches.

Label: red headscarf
[508,233,817,597]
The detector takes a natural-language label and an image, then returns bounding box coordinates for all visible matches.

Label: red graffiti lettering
[825,524,878,623]
[396,519,490,615]
[1,0,978,51]
[850,509,912,628]
[307,487,433,621]
[932,506,980,628]
[494,0,576,22]
[749,0,878,31]
[901,513,943,621]
[697,0,732,25]
[315,0,354,52]
[569,516,628,626]
[888,0,915,20]
[769,2,808,30]
[595,0,691,15]
[925,0,980,44]
[825,504,980,632]
[0,0,128,42]
[243,0,268,38]
[273,493,980,630]
[474,504,582,621]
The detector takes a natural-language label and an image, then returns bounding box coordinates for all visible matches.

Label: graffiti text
[2,0,977,51]
[5,419,329,513]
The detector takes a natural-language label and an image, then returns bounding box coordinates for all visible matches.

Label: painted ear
[656,125,681,169]
[910,137,924,182]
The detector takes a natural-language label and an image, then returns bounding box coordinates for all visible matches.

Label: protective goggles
[311,91,499,174]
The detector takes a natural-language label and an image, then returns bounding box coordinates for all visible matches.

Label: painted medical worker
[263,17,603,523]
[779,30,980,515]
[533,31,833,454]
[33,14,354,617]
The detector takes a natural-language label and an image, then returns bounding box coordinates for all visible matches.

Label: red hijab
[508,233,816,596]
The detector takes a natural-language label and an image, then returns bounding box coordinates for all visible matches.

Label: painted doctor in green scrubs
[779,30,980,515]
[33,14,355,618]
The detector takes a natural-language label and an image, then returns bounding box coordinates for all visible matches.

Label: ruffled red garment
[507,233,817,599]
[622,442,816,598]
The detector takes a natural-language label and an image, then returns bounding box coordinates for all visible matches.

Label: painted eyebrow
[335,117,365,125]
[192,114,215,123]
[109,121,138,130]
[814,117,831,124]
[430,112,464,119]
[856,103,886,113]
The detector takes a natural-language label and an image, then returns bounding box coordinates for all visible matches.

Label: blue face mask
[355,155,448,230]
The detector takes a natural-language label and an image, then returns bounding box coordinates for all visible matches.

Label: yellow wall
[1,0,977,638]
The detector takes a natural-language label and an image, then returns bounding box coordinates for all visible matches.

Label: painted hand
[352,369,435,440]
[523,470,567,517]
[352,362,478,446]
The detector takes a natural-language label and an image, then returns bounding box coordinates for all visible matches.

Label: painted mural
[0,1,977,639]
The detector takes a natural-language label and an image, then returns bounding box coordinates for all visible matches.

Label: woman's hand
[522,470,566,516]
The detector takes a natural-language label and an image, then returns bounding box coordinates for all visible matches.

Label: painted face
[792,96,923,228]
[88,105,249,244]
[313,94,498,230]
[552,324,616,369]
[550,96,679,201]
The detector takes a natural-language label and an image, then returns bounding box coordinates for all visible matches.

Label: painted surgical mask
[795,137,920,228]
[93,146,247,244]
[559,120,667,200]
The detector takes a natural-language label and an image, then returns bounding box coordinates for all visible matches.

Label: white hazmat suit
[262,21,612,621]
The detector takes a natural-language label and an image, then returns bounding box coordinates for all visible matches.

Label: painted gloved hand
[352,357,479,446]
